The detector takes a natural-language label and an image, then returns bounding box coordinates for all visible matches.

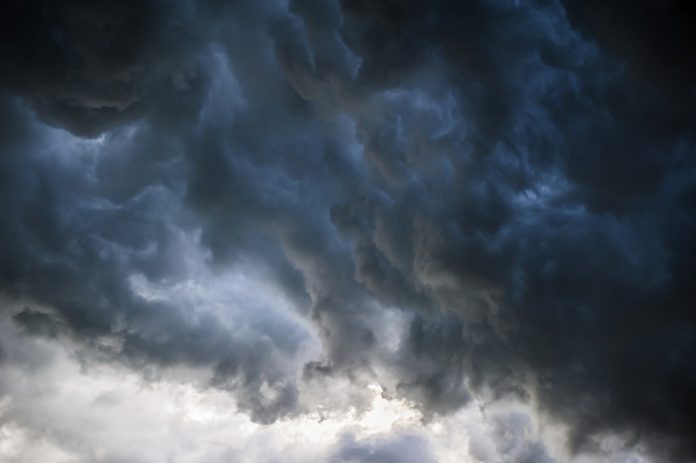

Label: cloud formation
[1,0,695,461]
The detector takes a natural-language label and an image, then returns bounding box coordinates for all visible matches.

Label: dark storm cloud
[1,0,695,461]
[0,0,209,137]
[0,0,380,425]
[0,92,311,422]
[561,0,696,110]
[322,0,696,459]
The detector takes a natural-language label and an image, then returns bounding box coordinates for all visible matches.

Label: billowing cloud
[1,0,694,462]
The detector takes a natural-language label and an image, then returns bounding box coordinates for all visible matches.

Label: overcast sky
[1,1,695,462]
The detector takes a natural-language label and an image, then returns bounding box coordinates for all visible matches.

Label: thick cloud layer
[1,0,695,461]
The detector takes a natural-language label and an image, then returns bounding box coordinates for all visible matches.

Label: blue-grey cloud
[1,0,694,461]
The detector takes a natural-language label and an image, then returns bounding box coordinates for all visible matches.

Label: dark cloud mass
[1,0,695,461]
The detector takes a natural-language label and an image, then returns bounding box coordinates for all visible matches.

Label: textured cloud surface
[1,0,695,462]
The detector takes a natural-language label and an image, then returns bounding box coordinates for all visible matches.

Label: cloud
[0,316,580,463]
[330,433,437,463]
[0,0,210,137]
[0,0,695,461]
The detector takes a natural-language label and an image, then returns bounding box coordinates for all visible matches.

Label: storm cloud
[1,0,695,462]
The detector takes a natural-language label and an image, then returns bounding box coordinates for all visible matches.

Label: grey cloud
[0,94,312,423]
[467,411,557,463]
[1,0,695,461]
[300,0,696,458]
[0,0,211,137]
[330,433,436,463]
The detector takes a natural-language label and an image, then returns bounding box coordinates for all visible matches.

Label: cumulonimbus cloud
[1,0,695,461]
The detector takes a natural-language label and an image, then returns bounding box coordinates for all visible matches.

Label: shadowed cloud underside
[1,1,695,462]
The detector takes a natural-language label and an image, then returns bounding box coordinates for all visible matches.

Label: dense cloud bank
[1,0,695,461]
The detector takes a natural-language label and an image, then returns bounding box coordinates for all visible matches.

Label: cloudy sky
[1,1,695,462]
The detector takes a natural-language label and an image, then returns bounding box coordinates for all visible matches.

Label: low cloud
[1,0,694,461]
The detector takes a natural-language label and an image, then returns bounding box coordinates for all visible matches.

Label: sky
[0,1,695,462]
